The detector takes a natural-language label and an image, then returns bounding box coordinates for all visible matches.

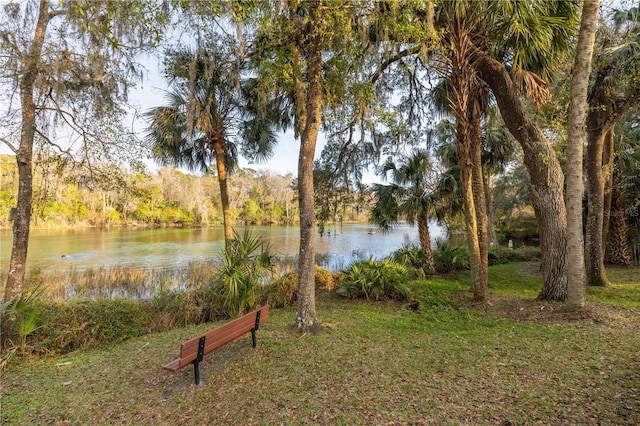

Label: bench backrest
[174,305,269,369]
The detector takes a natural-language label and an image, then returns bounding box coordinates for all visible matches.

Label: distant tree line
[0,154,309,228]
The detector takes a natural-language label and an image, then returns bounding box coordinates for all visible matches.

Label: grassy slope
[2,263,639,425]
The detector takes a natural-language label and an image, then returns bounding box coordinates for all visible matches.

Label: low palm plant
[391,244,428,277]
[432,239,470,273]
[337,258,414,301]
[1,270,46,368]
[212,229,274,317]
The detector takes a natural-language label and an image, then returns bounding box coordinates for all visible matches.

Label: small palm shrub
[433,239,470,273]
[211,229,274,317]
[391,244,428,276]
[337,258,414,301]
[1,269,46,361]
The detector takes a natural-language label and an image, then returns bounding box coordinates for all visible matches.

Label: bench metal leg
[193,360,201,385]
[193,335,206,385]
[251,309,262,348]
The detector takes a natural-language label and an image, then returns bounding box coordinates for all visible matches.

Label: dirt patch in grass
[452,292,640,327]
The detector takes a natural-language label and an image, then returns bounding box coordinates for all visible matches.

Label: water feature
[1,222,446,273]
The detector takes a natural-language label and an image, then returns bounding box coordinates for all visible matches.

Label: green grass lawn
[2,263,639,425]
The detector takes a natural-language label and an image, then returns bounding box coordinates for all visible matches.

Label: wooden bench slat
[162,305,269,373]
[176,320,256,368]
[181,313,257,351]
[163,358,181,372]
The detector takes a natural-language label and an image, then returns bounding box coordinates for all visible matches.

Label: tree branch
[370,44,423,84]
[605,92,640,130]
[0,137,18,154]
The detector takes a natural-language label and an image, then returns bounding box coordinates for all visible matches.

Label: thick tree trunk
[4,0,50,305]
[417,211,435,274]
[294,0,323,334]
[475,53,568,301]
[585,75,611,287]
[566,0,599,309]
[212,139,233,247]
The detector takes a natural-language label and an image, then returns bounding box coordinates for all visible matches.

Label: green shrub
[337,259,414,301]
[314,266,337,291]
[1,269,46,352]
[211,229,274,317]
[391,244,428,276]
[150,288,213,328]
[30,298,152,354]
[261,266,337,308]
[488,245,541,265]
[262,272,298,308]
[433,239,470,273]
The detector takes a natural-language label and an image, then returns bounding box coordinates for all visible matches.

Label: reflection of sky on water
[1,222,445,272]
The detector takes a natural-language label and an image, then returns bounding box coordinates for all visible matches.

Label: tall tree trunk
[475,52,568,301]
[601,129,615,251]
[470,103,489,294]
[484,174,499,246]
[294,0,323,334]
[4,0,50,305]
[566,0,599,309]
[417,211,435,274]
[607,170,632,265]
[585,70,611,287]
[212,139,233,247]
[457,120,485,301]
[447,28,486,302]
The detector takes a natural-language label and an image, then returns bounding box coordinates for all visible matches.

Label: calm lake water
[0,223,446,273]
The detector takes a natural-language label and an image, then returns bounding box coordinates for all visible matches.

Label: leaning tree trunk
[4,0,50,306]
[475,52,568,301]
[417,211,435,274]
[212,139,233,248]
[585,73,611,287]
[294,0,323,334]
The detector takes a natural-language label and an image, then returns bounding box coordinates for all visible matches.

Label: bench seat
[163,305,269,384]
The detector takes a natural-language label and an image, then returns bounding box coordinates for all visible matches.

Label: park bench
[162,305,269,385]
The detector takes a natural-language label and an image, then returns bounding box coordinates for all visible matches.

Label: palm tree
[482,116,518,246]
[431,2,490,301]
[371,150,436,274]
[585,6,640,286]
[465,0,581,301]
[145,43,278,247]
[607,118,640,265]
